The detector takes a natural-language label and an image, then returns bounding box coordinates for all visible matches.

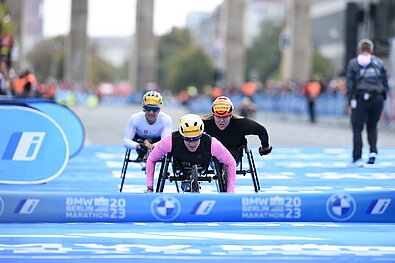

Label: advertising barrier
[0,98,84,158]
[0,106,69,184]
[0,191,393,223]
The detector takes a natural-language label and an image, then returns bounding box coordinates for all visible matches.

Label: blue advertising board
[0,191,393,223]
[0,98,84,158]
[0,106,69,184]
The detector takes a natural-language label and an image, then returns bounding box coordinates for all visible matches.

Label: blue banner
[0,98,84,158]
[0,191,393,223]
[0,106,69,184]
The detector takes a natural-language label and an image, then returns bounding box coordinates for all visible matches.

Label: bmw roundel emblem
[326,193,356,221]
[150,195,181,221]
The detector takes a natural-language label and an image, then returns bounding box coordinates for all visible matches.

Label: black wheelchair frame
[119,148,151,192]
[155,153,227,193]
[211,145,260,192]
[237,145,260,192]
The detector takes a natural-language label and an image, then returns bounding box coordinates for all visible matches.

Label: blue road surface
[0,145,394,262]
[1,222,395,262]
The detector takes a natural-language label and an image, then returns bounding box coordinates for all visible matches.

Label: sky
[43,0,222,37]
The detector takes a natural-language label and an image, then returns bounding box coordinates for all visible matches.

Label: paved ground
[1,145,395,262]
[1,104,393,263]
[71,104,395,150]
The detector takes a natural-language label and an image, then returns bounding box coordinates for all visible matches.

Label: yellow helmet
[178,114,204,141]
[142,91,163,107]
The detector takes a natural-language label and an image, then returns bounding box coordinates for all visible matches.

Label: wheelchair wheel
[190,165,200,192]
[220,164,228,192]
[119,149,132,192]
[213,160,227,192]
[156,154,171,192]
[246,148,260,192]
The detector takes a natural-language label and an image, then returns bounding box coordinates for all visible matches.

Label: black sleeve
[346,58,357,101]
[381,64,389,96]
[242,118,270,147]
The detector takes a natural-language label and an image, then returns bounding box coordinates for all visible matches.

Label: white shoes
[366,152,377,165]
[349,153,377,167]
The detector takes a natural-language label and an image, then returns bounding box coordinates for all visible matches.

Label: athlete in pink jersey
[145,114,236,193]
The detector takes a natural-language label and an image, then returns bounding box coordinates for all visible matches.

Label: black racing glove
[259,146,272,156]
[139,143,149,153]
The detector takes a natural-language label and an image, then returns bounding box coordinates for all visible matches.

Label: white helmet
[178,114,204,141]
[212,96,234,117]
[142,91,163,107]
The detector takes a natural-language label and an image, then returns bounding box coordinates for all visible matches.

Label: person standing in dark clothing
[302,78,322,123]
[346,39,389,165]
[202,96,272,162]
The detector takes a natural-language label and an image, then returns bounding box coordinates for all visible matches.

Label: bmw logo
[326,193,356,221]
[150,195,181,221]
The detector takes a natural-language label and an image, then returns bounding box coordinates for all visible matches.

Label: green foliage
[159,27,193,58]
[158,27,214,93]
[88,44,114,85]
[26,37,115,84]
[0,3,14,35]
[26,36,65,81]
[164,45,214,93]
[158,28,192,88]
[89,55,114,85]
[246,23,283,83]
[311,50,336,79]
[246,22,336,82]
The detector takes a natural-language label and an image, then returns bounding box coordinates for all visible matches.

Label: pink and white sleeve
[146,135,172,187]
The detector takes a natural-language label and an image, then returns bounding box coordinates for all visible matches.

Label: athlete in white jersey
[123,91,172,162]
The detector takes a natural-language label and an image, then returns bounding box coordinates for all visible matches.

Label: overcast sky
[43,0,222,37]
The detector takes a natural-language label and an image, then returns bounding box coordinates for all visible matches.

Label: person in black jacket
[346,39,389,165]
[202,96,272,162]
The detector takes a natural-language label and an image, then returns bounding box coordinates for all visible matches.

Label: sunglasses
[213,115,231,119]
[183,135,201,142]
[144,106,160,112]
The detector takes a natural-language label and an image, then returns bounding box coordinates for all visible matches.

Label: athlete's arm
[243,118,270,147]
[147,114,172,149]
[146,134,172,190]
[123,116,138,149]
[211,137,236,193]
[161,114,173,138]
[381,63,389,94]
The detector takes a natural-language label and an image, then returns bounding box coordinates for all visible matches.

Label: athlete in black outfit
[346,39,389,165]
[202,96,272,162]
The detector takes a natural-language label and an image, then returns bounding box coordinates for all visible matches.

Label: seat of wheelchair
[169,157,214,183]
[205,144,261,192]
[130,155,148,163]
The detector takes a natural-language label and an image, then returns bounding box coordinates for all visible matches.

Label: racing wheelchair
[155,153,227,193]
[225,145,260,192]
[119,146,151,192]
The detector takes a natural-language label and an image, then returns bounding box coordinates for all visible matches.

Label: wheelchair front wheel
[220,164,228,192]
[213,161,227,192]
[191,165,200,193]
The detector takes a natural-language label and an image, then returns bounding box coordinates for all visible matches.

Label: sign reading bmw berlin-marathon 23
[0,106,69,184]
[0,192,393,222]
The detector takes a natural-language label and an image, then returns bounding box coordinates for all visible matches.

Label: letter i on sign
[2,132,45,161]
